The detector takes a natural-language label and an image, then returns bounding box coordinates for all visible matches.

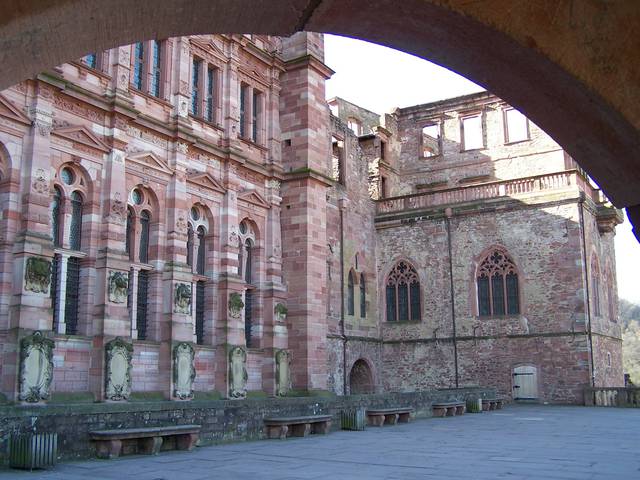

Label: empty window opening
[422,124,441,157]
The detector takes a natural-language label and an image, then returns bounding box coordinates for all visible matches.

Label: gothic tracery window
[386,261,421,322]
[477,249,520,316]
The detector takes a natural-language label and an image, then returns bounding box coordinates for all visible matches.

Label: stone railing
[584,387,640,407]
[376,170,595,215]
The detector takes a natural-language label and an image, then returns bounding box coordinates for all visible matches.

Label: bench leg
[267,425,288,439]
[384,413,399,425]
[368,414,385,427]
[398,412,411,423]
[312,420,331,435]
[140,436,163,455]
[291,423,311,437]
[445,407,456,417]
[176,433,199,451]
[433,407,446,417]
[496,401,503,410]
[482,402,490,411]
[96,439,122,459]
[455,405,465,415]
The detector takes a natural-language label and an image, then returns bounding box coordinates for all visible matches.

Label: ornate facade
[0,33,623,405]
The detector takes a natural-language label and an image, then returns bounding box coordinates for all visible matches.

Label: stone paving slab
[1,405,639,479]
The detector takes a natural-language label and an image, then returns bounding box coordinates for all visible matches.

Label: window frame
[460,112,485,151]
[421,122,442,158]
[385,260,422,323]
[503,107,530,144]
[475,248,521,317]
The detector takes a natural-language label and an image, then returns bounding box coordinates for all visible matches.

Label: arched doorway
[349,359,374,394]
[0,1,639,225]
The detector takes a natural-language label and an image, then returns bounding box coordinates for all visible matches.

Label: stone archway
[349,359,374,395]
[1,1,640,229]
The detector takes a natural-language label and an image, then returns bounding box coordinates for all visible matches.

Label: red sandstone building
[0,33,622,406]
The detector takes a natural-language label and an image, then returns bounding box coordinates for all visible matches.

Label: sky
[323,34,640,304]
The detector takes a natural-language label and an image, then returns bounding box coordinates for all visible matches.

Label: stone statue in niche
[19,331,54,403]
[275,349,291,397]
[228,292,244,319]
[173,283,192,314]
[274,303,288,322]
[105,337,133,401]
[108,271,128,304]
[228,346,248,398]
[24,257,52,294]
[173,342,196,400]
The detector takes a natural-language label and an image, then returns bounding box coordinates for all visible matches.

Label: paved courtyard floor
[2,405,639,480]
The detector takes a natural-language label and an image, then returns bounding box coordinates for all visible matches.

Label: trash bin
[9,433,57,470]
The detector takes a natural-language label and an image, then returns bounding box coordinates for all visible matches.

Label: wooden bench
[263,415,332,439]
[366,407,414,426]
[432,401,465,417]
[90,424,201,459]
[482,398,504,411]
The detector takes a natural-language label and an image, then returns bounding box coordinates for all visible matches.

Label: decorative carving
[31,168,50,194]
[173,342,196,400]
[19,331,54,403]
[273,243,282,259]
[176,215,188,232]
[105,337,133,401]
[228,225,239,246]
[54,95,103,122]
[176,142,188,154]
[24,256,52,294]
[274,303,288,322]
[267,179,281,192]
[105,192,126,224]
[174,283,192,314]
[179,80,190,96]
[275,349,291,397]
[179,101,188,117]
[34,120,52,136]
[228,346,248,398]
[228,292,244,319]
[108,271,129,304]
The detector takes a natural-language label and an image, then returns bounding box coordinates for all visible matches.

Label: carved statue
[19,331,54,403]
[228,292,244,319]
[174,283,192,314]
[228,346,248,398]
[105,337,133,401]
[108,271,128,304]
[274,303,288,322]
[173,342,196,400]
[24,257,52,294]
[275,349,291,397]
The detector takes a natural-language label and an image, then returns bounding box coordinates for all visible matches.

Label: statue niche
[174,282,192,314]
[19,331,54,403]
[105,337,133,401]
[24,257,52,294]
[228,346,248,398]
[275,349,291,397]
[108,271,128,304]
[173,342,196,400]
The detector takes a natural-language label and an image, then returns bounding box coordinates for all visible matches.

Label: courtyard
[2,405,638,480]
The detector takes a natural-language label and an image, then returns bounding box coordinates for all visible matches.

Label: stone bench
[264,415,332,439]
[366,407,414,426]
[432,402,465,417]
[90,424,201,459]
[482,398,504,411]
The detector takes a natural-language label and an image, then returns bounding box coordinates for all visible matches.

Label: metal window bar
[69,192,82,251]
[252,91,259,142]
[133,42,144,90]
[239,86,246,137]
[9,433,58,470]
[136,270,149,340]
[195,281,205,344]
[206,67,215,122]
[191,59,200,115]
[64,256,80,335]
[51,254,61,331]
[244,290,253,347]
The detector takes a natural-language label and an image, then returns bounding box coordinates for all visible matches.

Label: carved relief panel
[228,346,248,398]
[19,331,54,403]
[105,337,133,401]
[275,349,291,397]
[173,342,196,400]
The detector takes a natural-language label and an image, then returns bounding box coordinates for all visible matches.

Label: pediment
[191,38,225,58]
[52,125,109,152]
[238,188,270,209]
[127,151,173,174]
[0,94,31,126]
[187,171,226,193]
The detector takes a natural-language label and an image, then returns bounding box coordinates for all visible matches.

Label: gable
[238,188,270,209]
[127,151,173,175]
[187,171,226,194]
[51,125,109,153]
[0,94,31,126]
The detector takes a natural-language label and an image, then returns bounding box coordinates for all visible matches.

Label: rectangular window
[64,257,81,335]
[422,124,441,157]
[491,274,505,315]
[83,54,97,69]
[136,270,149,340]
[195,280,205,344]
[205,67,215,123]
[252,90,261,142]
[462,114,483,150]
[386,285,396,322]
[191,58,201,115]
[150,40,162,98]
[505,108,529,143]
[380,140,386,160]
[380,176,387,199]
[239,85,247,138]
[410,282,420,321]
[51,254,61,331]
[133,42,144,90]
[331,136,344,184]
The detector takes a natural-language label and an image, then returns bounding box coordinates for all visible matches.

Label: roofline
[397,90,500,115]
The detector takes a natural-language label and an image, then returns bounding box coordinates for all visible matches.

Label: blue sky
[323,34,640,304]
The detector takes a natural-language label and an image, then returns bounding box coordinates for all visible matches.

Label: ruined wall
[328,97,380,134]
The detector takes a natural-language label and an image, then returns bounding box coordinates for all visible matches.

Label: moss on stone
[129,391,166,402]
[193,390,222,401]
[49,392,96,404]
[285,389,335,398]
[246,390,268,399]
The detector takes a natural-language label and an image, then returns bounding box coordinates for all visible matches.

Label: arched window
[591,256,601,317]
[360,273,366,318]
[243,239,253,284]
[238,220,258,347]
[386,261,421,322]
[69,191,83,250]
[477,249,520,316]
[125,207,134,259]
[186,224,194,268]
[196,226,206,275]
[606,267,616,322]
[139,210,150,263]
[347,271,355,316]
[51,187,62,247]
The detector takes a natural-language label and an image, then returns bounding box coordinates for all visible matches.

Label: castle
[0,32,623,407]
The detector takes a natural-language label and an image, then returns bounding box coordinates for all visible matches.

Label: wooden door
[513,365,538,400]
